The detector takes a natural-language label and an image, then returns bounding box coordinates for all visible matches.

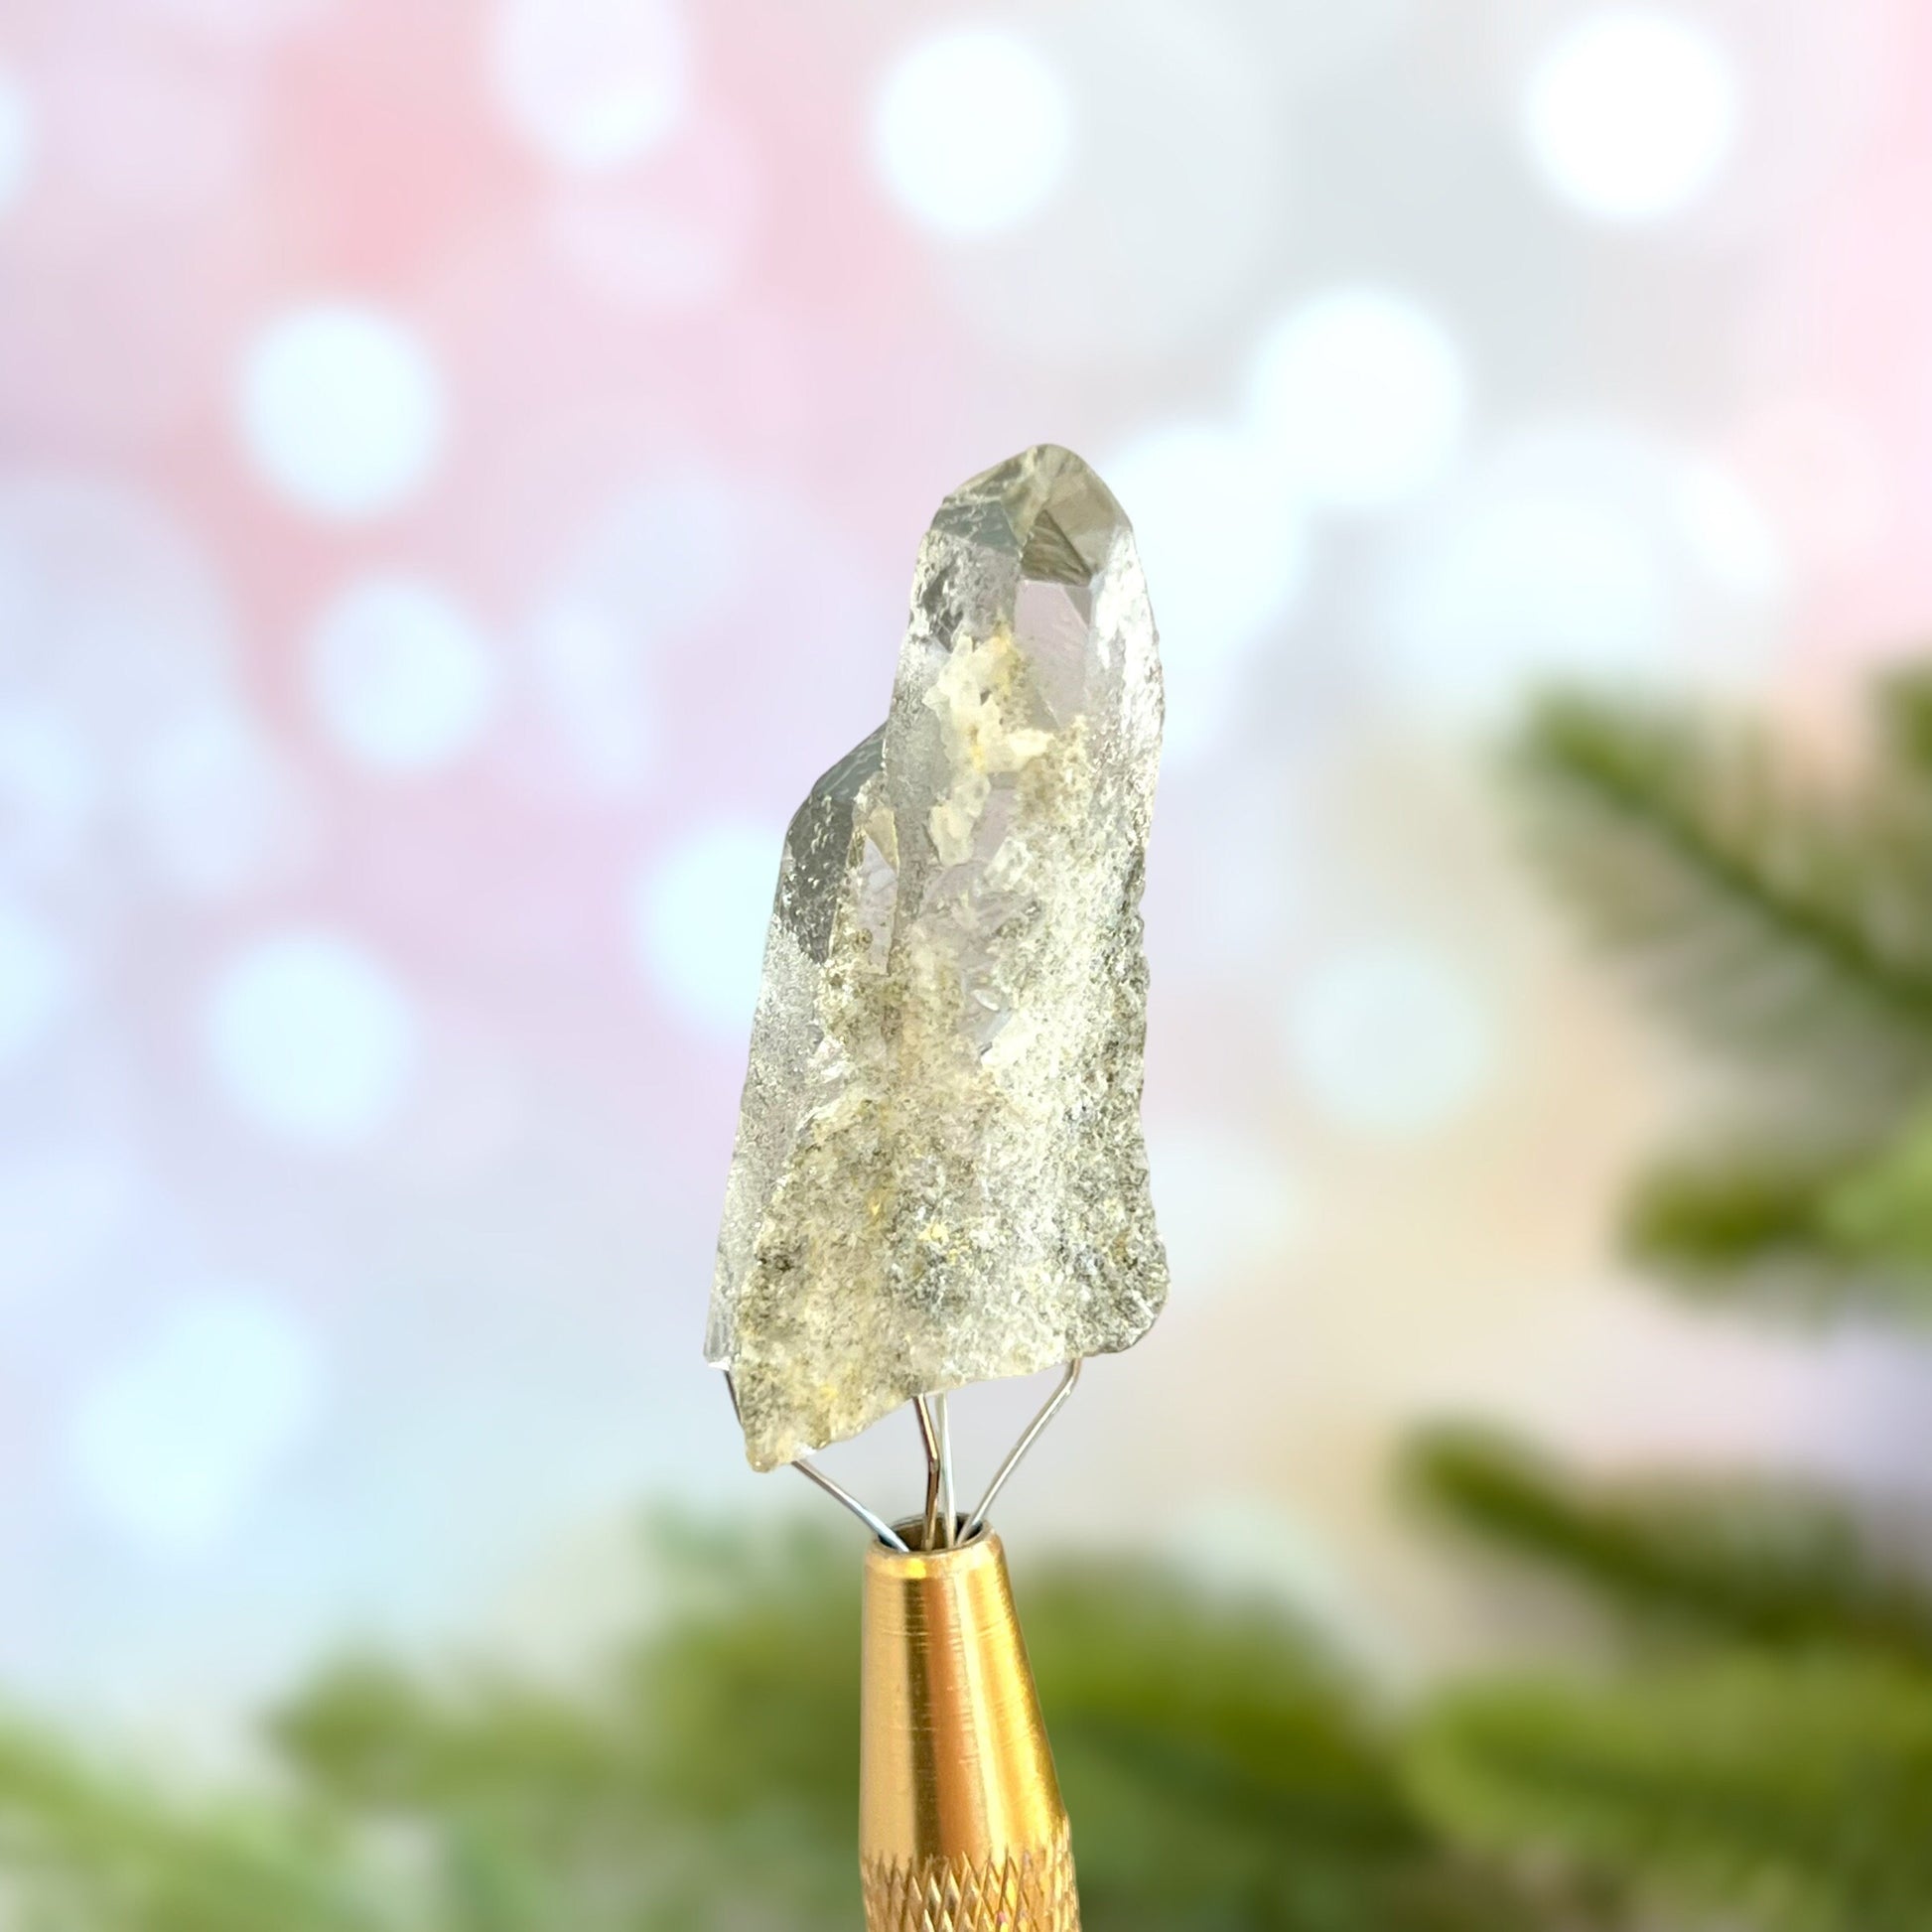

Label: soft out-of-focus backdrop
[1,0,1929,1746]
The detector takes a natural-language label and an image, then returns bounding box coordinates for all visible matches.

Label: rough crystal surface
[708,446,1166,1471]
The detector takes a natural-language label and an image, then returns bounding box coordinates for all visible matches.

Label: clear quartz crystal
[708,446,1167,1471]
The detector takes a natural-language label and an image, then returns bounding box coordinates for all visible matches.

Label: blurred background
[4,0,1932,1924]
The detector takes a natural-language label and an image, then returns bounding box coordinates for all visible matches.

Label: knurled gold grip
[860,1531,1079,1931]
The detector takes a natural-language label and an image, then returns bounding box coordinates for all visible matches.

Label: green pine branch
[275,1520,860,1931]
[1812,1105,1932,1269]
[1875,664,1932,780]
[0,1716,389,1932]
[272,1520,1557,1932]
[1510,693,1932,1123]
[1408,1652,1932,1932]
[1622,1121,1932,1318]
[1400,669,1932,1932]
[1406,1426,1932,1662]
[1623,1146,1861,1285]
[1020,1559,1552,1932]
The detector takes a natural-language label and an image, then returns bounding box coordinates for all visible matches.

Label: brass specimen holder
[728,1367,1086,1926]
[860,1523,1078,1931]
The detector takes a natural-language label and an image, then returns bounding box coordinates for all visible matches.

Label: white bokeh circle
[525,473,743,794]
[132,0,325,40]
[1522,8,1741,222]
[131,704,310,897]
[929,1,1281,365]
[0,1144,143,1312]
[1248,287,1469,509]
[0,66,34,218]
[1734,396,1891,578]
[527,600,654,793]
[528,470,876,797]
[1396,493,1672,720]
[237,303,448,520]
[546,120,759,311]
[874,27,1073,237]
[69,1291,324,1555]
[0,477,235,720]
[1388,420,1791,722]
[488,0,689,173]
[59,48,251,220]
[1145,1121,1309,1292]
[1104,422,1305,764]
[631,822,778,1037]
[1286,942,1495,1138]
[1673,459,1786,610]
[0,709,98,884]
[205,930,420,1146]
[308,576,499,774]
[0,901,72,1070]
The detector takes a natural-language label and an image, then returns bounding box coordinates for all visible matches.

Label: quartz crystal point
[708,445,1167,1471]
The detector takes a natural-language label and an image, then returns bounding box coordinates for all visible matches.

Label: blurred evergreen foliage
[1406,683,1932,1930]
[12,678,1932,1929]
[1412,1653,1932,1932]
[1408,1425,1932,1662]
[0,1520,1559,1931]
[0,1720,387,1932]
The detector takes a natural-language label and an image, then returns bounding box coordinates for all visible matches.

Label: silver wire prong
[725,1370,909,1552]
[791,1453,910,1552]
[964,1359,1082,1540]
[936,1392,956,1548]
[914,1395,943,1551]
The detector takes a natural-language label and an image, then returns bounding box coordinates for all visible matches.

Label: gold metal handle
[860,1529,1079,1931]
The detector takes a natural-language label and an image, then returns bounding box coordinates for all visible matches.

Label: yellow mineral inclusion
[924,626,1054,867]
